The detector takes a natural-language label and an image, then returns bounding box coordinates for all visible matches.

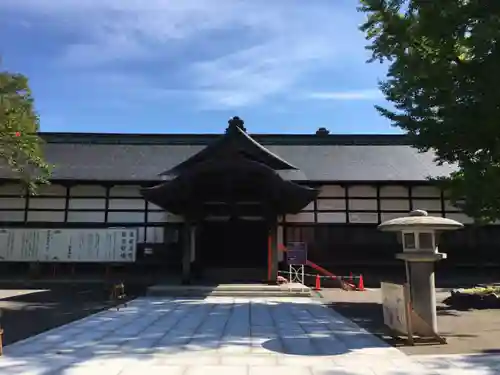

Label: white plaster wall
[412,185,441,197]
[108,199,145,210]
[0,183,25,195]
[380,199,410,211]
[317,199,345,211]
[70,185,106,196]
[302,202,315,211]
[348,185,377,197]
[109,185,142,197]
[348,199,377,210]
[318,185,344,197]
[68,198,106,210]
[67,211,105,223]
[146,227,165,243]
[348,212,378,223]
[0,211,24,221]
[412,199,442,211]
[29,198,66,209]
[27,210,65,222]
[380,185,409,197]
[38,184,66,196]
[0,197,25,209]
[380,212,404,222]
[316,212,345,223]
[107,211,145,223]
[285,212,315,223]
[0,182,489,228]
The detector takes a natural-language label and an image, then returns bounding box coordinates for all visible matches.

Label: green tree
[359,0,500,223]
[0,65,51,193]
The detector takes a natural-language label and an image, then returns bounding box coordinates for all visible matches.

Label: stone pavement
[412,354,500,375]
[1,296,499,375]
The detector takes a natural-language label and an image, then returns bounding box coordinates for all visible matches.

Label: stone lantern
[378,209,463,335]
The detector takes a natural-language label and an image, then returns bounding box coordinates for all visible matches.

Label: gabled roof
[142,117,320,216]
[160,117,298,176]
[142,155,318,216]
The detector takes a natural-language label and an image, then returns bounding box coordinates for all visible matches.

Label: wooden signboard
[381,281,446,345]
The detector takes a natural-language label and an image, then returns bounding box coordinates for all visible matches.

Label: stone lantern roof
[378,209,464,232]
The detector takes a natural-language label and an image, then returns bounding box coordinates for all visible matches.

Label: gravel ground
[0,282,148,346]
[318,287,500,356]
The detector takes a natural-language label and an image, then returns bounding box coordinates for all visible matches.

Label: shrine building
[0,117,498,283]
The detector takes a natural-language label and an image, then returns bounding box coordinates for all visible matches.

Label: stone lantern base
[396,252,447,334]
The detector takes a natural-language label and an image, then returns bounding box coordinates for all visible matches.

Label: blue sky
[0,0,397,134]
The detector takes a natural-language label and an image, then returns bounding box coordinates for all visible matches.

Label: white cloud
[1,0,368,108]
[67,72,187,107]
[306,89,383,101]
[191,35,338,108]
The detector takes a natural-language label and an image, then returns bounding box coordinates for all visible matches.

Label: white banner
[0,228,138,263]
[45,230,70,262]
[0,229,14,261]
[381,282,409,335]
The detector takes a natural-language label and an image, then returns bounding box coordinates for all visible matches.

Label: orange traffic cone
[357,274,365,291]
[314,274,321,291]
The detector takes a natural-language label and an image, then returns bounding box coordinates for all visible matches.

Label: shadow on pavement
[1,296,499,375]
[2,298,398,374]
[0,282,148,346]
[326,301,481,343]
[325,301,386,335]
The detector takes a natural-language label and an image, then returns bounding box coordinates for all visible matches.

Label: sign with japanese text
[286,242,308,265]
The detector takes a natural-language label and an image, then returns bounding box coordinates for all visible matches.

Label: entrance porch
[140,117,318,284]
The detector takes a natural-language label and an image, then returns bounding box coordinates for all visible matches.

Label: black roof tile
[0,133,457,182]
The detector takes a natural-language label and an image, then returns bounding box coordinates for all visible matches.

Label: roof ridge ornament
[315,127,330,136]
[159,115,299,176]
[226,116,247,133]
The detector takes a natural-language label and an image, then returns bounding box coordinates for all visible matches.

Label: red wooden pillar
[267,235,272,281]
[267,223,278,283]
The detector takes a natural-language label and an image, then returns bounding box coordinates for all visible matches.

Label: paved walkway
[2,297,499,375]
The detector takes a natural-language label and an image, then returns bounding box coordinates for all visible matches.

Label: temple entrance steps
[200,267,268,284]
[146,283,312,298]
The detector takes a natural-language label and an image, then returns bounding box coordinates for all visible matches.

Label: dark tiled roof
[0,133,457,182]
[162,126,299,176]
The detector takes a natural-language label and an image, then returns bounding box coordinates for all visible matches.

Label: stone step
[146,283,311,298]
[200,268,268,284]
[147,290,311,298]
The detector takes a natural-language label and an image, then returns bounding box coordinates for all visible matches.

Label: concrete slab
[2,296,497,374]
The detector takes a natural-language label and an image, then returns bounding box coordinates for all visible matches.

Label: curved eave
[237,127,299,170]
[278,179,319,214]
[159,126,298,177]
[143,157,318,216]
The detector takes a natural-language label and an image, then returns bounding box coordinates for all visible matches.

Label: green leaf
[359,0,500,223]
[0,62,51,194]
